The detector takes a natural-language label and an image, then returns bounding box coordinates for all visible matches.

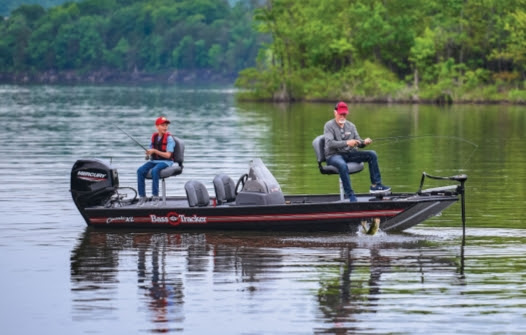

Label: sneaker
[151,196,160,207]
[137,196,147,207]
[370,183,391,194]
[349,194,358,202]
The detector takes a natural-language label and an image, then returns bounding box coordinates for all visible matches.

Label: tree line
[235,0,526,103]
[2,0,525,103]
[0,0,76,17]
[0,0,265,80]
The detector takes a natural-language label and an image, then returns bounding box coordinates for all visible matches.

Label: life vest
[150,132,174,161]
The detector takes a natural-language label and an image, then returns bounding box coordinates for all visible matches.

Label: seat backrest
[172,136,185,166]
[185,180,210,207]
[312,135,326,163]
[213,174,236,205]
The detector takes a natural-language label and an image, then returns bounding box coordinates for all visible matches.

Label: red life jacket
[150,132,174,161]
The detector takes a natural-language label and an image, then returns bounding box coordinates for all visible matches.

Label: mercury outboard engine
[235,158,285,206]
[70,159,119,210]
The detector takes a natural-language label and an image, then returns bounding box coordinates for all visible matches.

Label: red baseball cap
[155,116,171,125]
[334,102,349,115]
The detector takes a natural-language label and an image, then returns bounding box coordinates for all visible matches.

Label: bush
[508,89,526,103]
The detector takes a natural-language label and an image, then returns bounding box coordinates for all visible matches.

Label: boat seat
[185,180,210,207]
[312,135,364,200]
[146,136,185,205]
[213,173,236,205]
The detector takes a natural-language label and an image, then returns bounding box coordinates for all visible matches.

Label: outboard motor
[236,158,285,206]
[70,159,119,209]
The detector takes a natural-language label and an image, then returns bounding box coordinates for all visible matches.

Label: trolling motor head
[70,159,119,210]
[418,172,468,194]
[446,174,468,183]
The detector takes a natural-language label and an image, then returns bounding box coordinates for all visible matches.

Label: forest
[236,0,526,103]
[0,0,76,17]
[1,0,525,103]
[0,0,265,82]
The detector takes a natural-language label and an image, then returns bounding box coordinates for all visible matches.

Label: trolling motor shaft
[418,172,468,238]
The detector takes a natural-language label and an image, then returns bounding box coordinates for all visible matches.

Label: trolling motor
[70,159,120,209]
[418,172,468,236]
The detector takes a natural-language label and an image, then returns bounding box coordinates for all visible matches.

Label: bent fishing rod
[372,135,479,148]
[369,135,479,169]
[116,125,150,160]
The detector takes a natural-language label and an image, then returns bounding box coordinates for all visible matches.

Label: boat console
[235,158,286,206]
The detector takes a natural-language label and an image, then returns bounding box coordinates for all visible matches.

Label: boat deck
[102,193,409,210]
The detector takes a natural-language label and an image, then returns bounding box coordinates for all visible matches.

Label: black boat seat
[213,173,236,205]
[312,135,364,200]
[185,180,210,207]
[146,136,185,205]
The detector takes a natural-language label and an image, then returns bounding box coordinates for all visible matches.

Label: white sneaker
[137,197,147,207]
[151,196,160,207]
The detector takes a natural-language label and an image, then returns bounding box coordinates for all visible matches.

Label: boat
[70,154,467,233]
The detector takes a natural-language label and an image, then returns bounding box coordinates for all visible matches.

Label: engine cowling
[70,159,119,209]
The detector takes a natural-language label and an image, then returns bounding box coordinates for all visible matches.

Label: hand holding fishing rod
[347,137,372,147]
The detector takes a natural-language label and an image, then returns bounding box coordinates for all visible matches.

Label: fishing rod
[370,135,479,169]
[372,135,479,148]
[115,125,150,160]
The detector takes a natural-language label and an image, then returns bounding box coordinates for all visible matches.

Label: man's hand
[346,139,360,147]
[347,138,372,147]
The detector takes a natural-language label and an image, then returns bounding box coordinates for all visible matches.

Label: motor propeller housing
[70,159,119,208]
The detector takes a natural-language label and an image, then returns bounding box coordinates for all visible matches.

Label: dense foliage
[0,0,265,79]
[0,0,76,17]
[236,0,526,103]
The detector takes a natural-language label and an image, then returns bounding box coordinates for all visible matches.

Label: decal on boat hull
[90,211,208,226]
[88,209,402,226]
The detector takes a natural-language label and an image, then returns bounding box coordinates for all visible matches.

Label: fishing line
[115,125,150,160]
[371,135,479,169]
[373,135,478,148]
[115,125,148,151]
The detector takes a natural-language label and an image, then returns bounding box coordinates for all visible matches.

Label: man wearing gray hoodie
[324,102,390,202]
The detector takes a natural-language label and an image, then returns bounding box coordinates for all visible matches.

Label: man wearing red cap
[136,116,176,206]
[324,102,390,202]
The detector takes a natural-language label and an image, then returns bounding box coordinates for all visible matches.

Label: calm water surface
[0,85,525,334]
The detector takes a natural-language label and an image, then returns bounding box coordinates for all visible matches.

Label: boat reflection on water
[70,228,465,333]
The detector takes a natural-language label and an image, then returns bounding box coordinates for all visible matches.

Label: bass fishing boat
[70,136,467,232]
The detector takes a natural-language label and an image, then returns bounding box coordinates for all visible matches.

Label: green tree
[27,22,56,69]
[4,13,32,69]
[409,28,437,90]
[500,9,526,74]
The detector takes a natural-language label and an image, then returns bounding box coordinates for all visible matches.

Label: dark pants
[327,150,382,197]
[137,161,169,197]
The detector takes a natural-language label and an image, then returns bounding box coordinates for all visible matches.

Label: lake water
[0,84,525,334]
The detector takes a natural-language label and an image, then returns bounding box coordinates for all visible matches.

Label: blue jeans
[137,161,169,197]
[327,150,382,197]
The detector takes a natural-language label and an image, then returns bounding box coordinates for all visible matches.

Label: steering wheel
[235,173,249,195]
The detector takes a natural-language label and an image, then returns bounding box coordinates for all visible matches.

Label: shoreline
[236,95,526,105]
[1,69,524,105]
[0,69,237,85]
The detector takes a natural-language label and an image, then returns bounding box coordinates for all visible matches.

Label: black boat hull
[78,194,457,232]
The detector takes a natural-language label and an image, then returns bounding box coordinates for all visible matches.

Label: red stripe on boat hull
[88,209,403,226]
